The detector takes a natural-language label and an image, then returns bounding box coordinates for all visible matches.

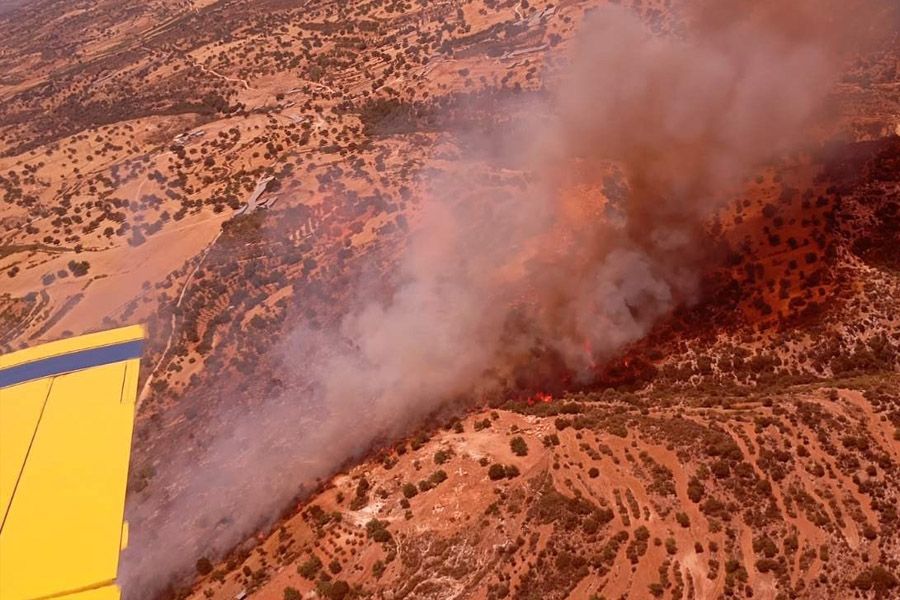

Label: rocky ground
[186,376,900,600]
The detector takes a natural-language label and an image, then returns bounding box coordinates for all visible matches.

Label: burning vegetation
[1,0,898,598]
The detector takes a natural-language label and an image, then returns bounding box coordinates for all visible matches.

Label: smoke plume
[306,0,849,431]
[122,2,881,595]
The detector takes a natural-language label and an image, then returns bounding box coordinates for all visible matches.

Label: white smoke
[121,2,885,595]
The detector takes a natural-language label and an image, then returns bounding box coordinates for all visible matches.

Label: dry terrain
[187,378,900,600]
[1,0,898,599]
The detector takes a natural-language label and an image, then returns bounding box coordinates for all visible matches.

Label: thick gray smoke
[309,2,843,428]
[122,2,879,596]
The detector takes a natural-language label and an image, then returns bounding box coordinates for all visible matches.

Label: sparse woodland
[0,0,897,598]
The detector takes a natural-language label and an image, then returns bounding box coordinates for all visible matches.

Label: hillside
[186,377,900,600]
[178,135,900,600]
[1,0,898,598]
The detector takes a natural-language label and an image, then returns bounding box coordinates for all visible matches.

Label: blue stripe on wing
[0,340,143,388]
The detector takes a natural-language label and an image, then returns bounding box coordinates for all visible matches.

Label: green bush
[410,432,429,451]
[665,538,677,555]
[373,559,385,578]
[754,558,782,574]
[68,260,90,277]
[510,436,528,456]
[297,554,322,579]
[365,519,392,543]
[687,477,704,502]
[711,460,730,479]
[753,535,777,558]
[488,464,506,480]
[402,482,418,498]
[195,557,213,575]
[851,565,898,592]
[317,579,350,600]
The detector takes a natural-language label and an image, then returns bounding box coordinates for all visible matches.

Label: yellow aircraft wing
[0,325,143,600]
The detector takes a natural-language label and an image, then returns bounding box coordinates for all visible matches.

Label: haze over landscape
[1,0,898,599]
[0,0,28,16]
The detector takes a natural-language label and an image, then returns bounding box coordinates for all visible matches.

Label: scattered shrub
[365,519,392,544]
[510,436,528,456]
[373,559,385,578]
[298,554,322,579]
[851,565,897,593]
[68,260,90,277]
[195,557,213,575]
[665,538,677,555]
[687,477,705,503]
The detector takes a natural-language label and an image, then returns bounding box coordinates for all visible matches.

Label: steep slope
[186,377,899,600]
[2,0,898,597]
